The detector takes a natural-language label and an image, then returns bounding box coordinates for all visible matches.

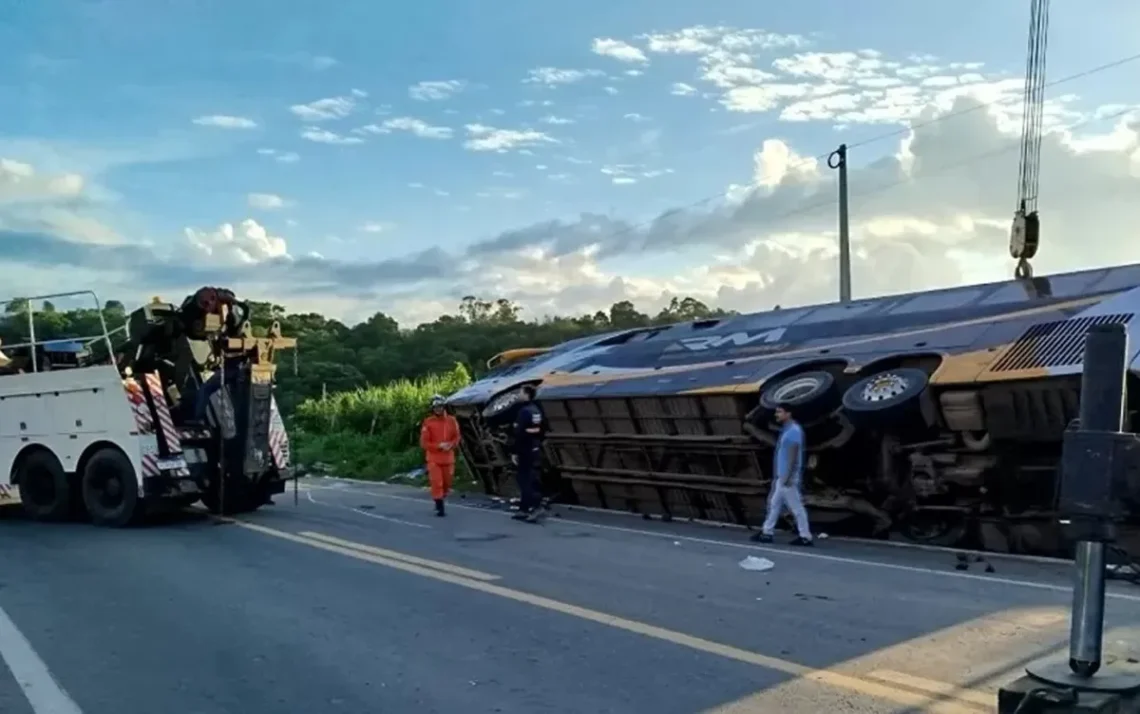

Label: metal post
[218,353,227,518]
[1070,541,1107,675]
[25,300,37,373]
[827,144,851,303]
[1000,323,1140,710]
[1068,324,1126,676]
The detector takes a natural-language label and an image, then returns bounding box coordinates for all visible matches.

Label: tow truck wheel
[81,448,140,528]
[16,450,72,521]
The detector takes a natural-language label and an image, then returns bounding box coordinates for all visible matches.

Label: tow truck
[0,287,297,526]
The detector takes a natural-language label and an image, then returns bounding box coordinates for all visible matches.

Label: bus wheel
[16,450,72,521]
[81,448,140,528]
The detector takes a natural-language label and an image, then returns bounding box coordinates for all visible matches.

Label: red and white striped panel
[122,377,187,478]
[0,483,19,504]
[122,378,154,433]
[268,395,290,470]
[143,372,182,455]
[123,378,161,477]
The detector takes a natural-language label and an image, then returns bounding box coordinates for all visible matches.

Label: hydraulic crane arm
[1009,0,1051,280]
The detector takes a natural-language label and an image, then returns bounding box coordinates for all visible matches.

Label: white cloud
[290,95,357,122]
[12,81,1140,331]
[525,67,605,85]
[359,221,394,233]
[409,80,467,101]
[623,113,650,122]
[184,219,290,265]
[463,124,559,153]
[627,25,1066,127]
[350,96,1140,325]
[192,115,258,129]
[603,86,619,95]
[599,164,674,185]
[476,187,526,200]
[300,127,363,145]
[0,157,122,247]
[625,69,644,77]
[257,148,300,163]
[540,115,575,125]
[0,158,84,203]
[247,192,289,210]
[591,38,648,64]
[355,117,453,139]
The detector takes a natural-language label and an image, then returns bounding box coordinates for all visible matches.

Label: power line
[591,51,1140,247]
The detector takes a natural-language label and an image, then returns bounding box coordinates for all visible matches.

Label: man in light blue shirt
[751,402,814,546]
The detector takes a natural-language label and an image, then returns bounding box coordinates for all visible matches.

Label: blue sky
[0,0,1139,325]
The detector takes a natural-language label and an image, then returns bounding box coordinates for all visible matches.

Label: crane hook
[1015,257,1034,280]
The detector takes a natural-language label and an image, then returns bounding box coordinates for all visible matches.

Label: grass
[289,363,479,487]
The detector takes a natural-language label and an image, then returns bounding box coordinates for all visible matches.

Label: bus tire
[81,448,140,528]
[16,450,72,522]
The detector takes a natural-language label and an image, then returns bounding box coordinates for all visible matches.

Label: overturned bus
[447,264,1140,557]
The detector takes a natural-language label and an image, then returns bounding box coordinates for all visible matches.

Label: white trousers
[761,481,812,539]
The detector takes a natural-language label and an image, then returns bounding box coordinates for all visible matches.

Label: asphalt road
[2,478,1140,714]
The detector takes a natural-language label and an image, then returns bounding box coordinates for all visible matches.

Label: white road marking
[0,603,83,714]
[305,490,431,529]
[305,480,1140,604]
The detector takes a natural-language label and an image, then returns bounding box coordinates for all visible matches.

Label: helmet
[430,394,446,409]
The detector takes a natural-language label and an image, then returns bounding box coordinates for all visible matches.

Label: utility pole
[828,144,851,303]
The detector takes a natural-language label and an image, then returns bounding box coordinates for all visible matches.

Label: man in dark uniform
[511,385,545,523]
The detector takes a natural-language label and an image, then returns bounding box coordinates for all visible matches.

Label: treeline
[0,293,732,415]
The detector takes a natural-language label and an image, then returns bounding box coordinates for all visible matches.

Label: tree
[0,290,734,415]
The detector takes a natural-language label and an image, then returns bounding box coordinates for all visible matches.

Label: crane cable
[1013,0,1051,280]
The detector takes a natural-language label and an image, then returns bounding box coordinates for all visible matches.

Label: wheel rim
[774,375,822,402]
[88,462,125,512]
[860,372,909,403]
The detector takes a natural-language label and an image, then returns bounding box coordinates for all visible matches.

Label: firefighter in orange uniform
[420,394,461,516]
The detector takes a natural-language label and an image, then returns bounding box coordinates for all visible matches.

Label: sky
[0,0,1139,327]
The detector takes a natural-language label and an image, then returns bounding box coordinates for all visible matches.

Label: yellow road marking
[297,530,500,581]
[866,670,993,707]
[233,520,987,712]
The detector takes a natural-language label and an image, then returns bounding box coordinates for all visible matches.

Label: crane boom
[1009,0,1050,279]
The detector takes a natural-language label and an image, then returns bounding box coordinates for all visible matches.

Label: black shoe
[511,510,529,521]
[789,537,814,546]
[750,533,773,543]
[434,499,446,517]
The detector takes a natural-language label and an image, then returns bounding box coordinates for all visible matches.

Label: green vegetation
[0,292,733,481]
[292,363,472,482]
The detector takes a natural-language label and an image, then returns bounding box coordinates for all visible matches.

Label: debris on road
[954,553,996,573]
[738,556,775,572]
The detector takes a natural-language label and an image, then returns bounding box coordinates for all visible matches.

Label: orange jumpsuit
[420,413,460,500]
